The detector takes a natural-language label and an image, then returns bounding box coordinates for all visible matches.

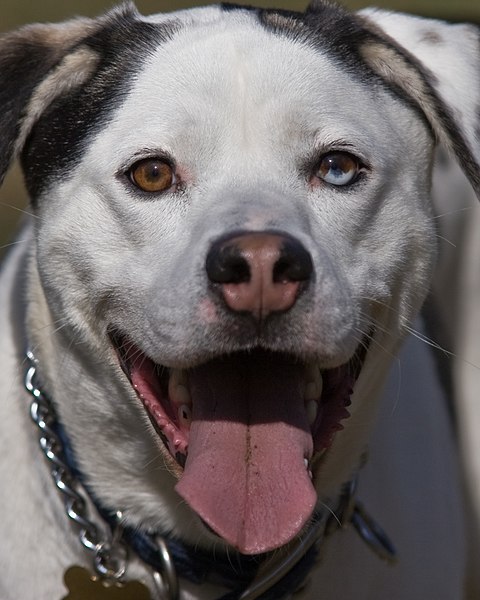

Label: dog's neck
[23,346,397,599]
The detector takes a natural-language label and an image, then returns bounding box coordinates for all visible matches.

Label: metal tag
[62,566,152,600]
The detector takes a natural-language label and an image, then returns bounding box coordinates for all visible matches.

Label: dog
[1,1,479,598]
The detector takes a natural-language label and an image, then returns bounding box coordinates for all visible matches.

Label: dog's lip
[109,332,364,464]
[110,332,189,467]
[109,330,369,554]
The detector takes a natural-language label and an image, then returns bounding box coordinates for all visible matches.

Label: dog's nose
[206,232,313,320]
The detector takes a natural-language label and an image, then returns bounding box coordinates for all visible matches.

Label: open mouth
[111,333,366,555]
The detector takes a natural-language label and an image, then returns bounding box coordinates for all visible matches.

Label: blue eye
[316,153,361,186]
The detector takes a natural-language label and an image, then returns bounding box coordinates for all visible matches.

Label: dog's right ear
[306,2,480,199]
[355,9,480,200]
[0,18,98,186]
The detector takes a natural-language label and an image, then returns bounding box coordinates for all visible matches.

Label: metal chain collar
[24,349,396,600]
[24,350,179,599]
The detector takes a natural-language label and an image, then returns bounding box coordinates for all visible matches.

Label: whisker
[0,202,39,220]
[432,206,473,220]
[401,323,451,356]
[0,238,28,251]
[435,234,456,249]
[318,500,341,528]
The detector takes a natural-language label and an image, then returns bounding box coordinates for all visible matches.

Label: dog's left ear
[357,9,480,198]
[307,3,480,198]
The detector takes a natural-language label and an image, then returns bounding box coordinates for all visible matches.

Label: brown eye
[128,158,174,193]
[315,153,361,186]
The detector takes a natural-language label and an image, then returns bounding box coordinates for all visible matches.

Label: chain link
[24,351,126,580]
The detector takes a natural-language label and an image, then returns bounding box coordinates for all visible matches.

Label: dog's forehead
[89,9,395,172]
[22,4,424,198]
[134,12,357,106]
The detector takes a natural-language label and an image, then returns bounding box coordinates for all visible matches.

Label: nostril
[205,231,313,319]
[206,246,251,284]
[273,240,313,283]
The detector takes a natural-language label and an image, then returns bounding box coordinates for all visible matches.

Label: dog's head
[1,2,479,555]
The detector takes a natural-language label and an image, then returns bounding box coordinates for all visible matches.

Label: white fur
[0,5,478,599]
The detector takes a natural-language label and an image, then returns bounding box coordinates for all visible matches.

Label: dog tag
[62,566,152,600]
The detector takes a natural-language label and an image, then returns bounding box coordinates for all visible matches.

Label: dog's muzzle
[110,230,367,555]
[112,340,364,555]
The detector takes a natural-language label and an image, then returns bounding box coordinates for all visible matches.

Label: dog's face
[1,2,479,555]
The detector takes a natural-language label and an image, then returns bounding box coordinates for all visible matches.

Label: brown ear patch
[0,18,96,58]
[359,42,433,120]
[261,10,305,35]
[0,18,97,184]
[358,33,480,197]
[14,46,100,156]
[357,10,480,199]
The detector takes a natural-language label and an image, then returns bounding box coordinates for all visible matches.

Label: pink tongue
[175,351,316,555]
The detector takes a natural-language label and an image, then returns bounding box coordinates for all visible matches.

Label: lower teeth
[179,404,192,427]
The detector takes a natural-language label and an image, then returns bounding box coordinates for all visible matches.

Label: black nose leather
[206,232,312,319]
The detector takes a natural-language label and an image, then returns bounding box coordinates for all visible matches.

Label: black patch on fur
[256,2,480,196]
[5,2,480,200]
[259,4,427,111]
[20,8,180,201]
[0,31,66,186]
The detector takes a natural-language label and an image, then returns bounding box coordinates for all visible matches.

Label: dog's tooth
[171,384,192,408]
[305,364,323,400]
[303,458,313,479]
[178,404,192,427]
[169,367,191,407]
[305,379,322,401]
[306,400,318,425]
[169,368,187,389]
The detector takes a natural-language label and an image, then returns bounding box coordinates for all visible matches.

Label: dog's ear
[0,17,98,185]
[355,9,480,199]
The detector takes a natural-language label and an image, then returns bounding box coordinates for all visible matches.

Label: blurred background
[1,0,479,255]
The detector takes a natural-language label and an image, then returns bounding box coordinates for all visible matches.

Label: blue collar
[54,406,320,600]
